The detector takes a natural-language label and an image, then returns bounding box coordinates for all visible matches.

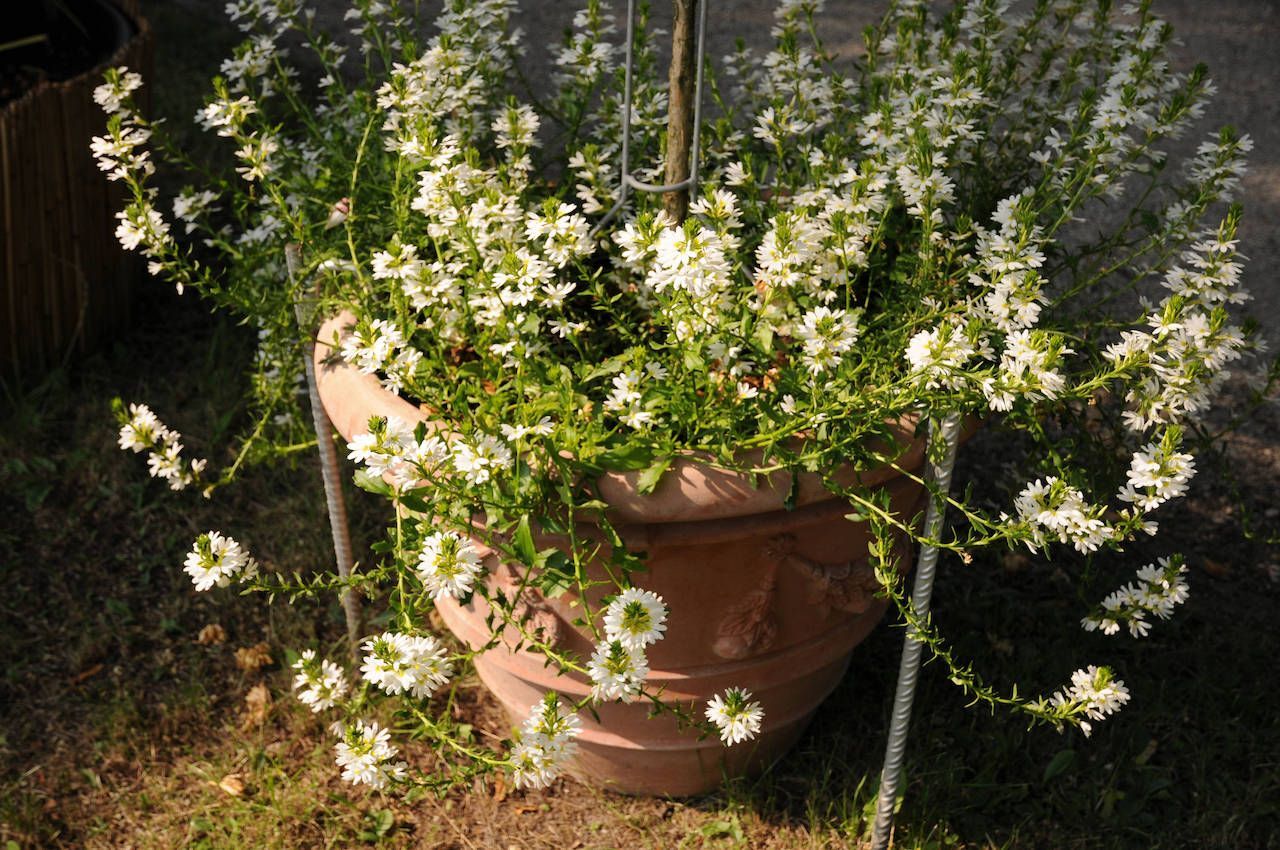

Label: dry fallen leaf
[71,663,104,684]
[217,774,245,797]
[1201,558,1232,579]
[1002,551,1031,574]
[234,642,273,673]
[241,683,272,730]
[491,773,508,803]
[197,623,227,645]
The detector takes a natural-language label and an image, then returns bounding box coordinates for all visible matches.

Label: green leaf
[353,469,392,496]
[596,443,655,471]
[1042,749,1076,783]
[636,454,673,495]
[513,515,536,566]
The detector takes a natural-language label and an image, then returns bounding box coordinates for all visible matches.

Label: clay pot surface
[314,312,927,795]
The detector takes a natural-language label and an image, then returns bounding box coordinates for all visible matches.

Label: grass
[1,265,1277,850]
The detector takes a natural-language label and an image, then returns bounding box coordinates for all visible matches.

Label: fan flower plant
[94,0,1264,793]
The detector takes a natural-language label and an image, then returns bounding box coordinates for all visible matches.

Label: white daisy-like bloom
[92,66,143,115]
[292,649,349,712]
[371,241,423,281]
[499,417,554,442]
[183,531,257,592]
[648,224,733,299]
[508,692,581,790]
[114,202,171,255]
[172,189,220,233]
[451,434,513,485]
[904,322,977,390]
[117,403,168,452]
[334,720,408,789]
[795,306,861,375]
[1013,477,1115,554]
[602,588,668,651]
[1082,556,1190,638]
[360,632,453,700]
[1048,666,1130,737]
[586,640,649,703]
[525,202,592,268]
[1117,436,1197,512]
[705,687,765,745]
[416,531,484,600]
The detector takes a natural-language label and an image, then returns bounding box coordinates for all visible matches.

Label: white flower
[183,531,256,592]
[1049,666,1130,737]
[171,189,219,233]
[705,688,765,745]
[1117,434,1196,512]
[117,403,167,452]
[492,103,540,149]
[334,720,408,789]
[602,588,668,651]
[360,632,453,699]
[525,202,592,268]
[371,241,423,281]
[92,66,143,115]
[452,434,513,485]
[416,531,484,600]
[586,640,649,702]
[1082,556,1190,637]
[292,650,349,712]
[508,692,581,789]
[649,224,732,300]
[795,306,861,375]
[1013,477,1114,554]
[904,323,977,390]
[235,133,279,182]
[500,417,554,442]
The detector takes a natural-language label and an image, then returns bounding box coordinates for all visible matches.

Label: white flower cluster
[1049,666,1131,738]
[1118,433,1197,512]
[1083,557,1190,638]
[90,68,181,285]
[292,649,349,712]
[339,318,423,396]
[704,687,765,745]
[91,66,142,115]
[416,531,485,601]
[1105,220,1253,434]
[360,632,453,700]
[1013,477,1114,554]
[346,416,449,488]
[586,588,667,703]
[183,531,257,592]
[117,403,207,491]
[508,692,582,789]
[334,720,408,789]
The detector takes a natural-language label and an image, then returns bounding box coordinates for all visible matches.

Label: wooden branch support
[664,0,699,223]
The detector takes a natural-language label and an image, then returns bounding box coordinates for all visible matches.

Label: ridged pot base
[440,593,890,796]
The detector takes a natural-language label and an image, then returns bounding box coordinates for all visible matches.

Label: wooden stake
[663,0,699,224]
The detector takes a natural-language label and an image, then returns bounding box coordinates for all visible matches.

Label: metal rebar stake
[870,412,963,850]
[286,243,363,664]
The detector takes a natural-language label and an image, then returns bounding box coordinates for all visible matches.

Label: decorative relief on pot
[712,534,884,658]
[769,533,881,619]
[712,560,779,659]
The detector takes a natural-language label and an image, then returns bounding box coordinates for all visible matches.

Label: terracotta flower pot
[314,313,928,796]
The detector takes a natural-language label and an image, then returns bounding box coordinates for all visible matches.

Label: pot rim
[314,311,928,525]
